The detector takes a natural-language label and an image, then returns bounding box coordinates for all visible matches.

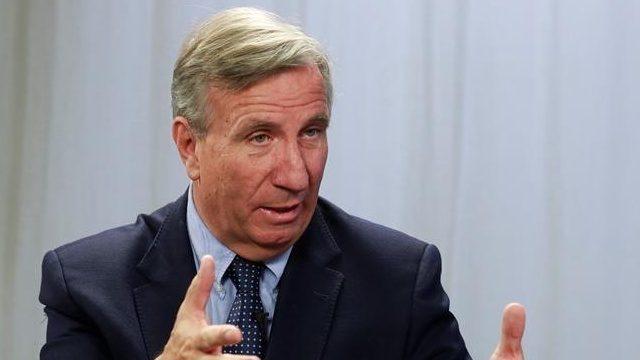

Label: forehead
[207,66,328,125]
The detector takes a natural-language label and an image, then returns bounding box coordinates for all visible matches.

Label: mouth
[257,203,303,224]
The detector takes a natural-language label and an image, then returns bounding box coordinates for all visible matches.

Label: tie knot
[226,256,264,293]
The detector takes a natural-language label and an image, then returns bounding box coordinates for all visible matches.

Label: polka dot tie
[223,256,266,358]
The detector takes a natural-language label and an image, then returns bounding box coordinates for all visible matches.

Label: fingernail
[223,328,240,342]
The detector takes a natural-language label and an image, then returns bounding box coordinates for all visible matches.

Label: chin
[250,227,302,249]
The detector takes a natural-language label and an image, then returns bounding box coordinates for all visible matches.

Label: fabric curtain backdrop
[1,0,638,358]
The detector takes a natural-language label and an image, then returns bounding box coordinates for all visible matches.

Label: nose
[271,141,309,193]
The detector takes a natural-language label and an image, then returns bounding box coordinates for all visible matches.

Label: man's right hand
[155,255,260,360]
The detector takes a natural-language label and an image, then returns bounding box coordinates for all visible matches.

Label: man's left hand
[490,303,526,360]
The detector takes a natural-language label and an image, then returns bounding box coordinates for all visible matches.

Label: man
[40,7,525,360]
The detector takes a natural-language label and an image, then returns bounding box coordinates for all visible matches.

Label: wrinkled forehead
[203,66,330,128]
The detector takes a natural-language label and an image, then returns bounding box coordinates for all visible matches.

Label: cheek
[306,147,328,185]
[199,151,240,199]
[225,156,274,198]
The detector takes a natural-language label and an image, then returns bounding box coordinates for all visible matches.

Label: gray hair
[171,7,333,136]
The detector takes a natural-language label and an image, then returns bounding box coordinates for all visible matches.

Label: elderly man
[40,7,525,360]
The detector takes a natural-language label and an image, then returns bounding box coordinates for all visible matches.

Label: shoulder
[44,195,183,281]
[315,197,433,266]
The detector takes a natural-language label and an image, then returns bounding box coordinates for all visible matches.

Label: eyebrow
[306,114,331,129]
[235,113,330,135]
[238,119,273,132]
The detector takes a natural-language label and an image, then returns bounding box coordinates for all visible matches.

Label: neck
[191,182,291,262]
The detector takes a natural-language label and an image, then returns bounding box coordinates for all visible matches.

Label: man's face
[191,66,329,260]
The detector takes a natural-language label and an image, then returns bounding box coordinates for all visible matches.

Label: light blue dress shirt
[186,184,291,336]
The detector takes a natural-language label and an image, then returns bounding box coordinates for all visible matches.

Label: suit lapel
[133,193,196,359]
[266,208,344,360]
[130,194,344,360]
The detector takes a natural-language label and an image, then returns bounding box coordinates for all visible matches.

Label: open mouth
[264,204,298,213]
[258,203,302,224]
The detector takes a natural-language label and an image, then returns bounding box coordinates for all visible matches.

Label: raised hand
[156,255,260,360]
[490,303,526,360]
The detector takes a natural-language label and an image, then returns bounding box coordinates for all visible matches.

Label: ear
[172,117,201,181]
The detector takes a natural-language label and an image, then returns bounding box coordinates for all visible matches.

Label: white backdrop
[1,0,639,359]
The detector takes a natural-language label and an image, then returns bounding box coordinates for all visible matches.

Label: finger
[497,302,526,354]
[196,324,243,351]
[184,255,216,312]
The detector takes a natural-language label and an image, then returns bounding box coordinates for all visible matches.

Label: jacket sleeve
[403,244,472,360]
[39,249,111,360]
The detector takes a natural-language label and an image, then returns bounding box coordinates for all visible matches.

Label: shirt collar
[264,243,292,280]
[186,183,292,283]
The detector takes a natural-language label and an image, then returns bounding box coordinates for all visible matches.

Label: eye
[302,128,323,138]
[249,133,271,145]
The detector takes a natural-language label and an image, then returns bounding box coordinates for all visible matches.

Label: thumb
[493,303,526,357]
[184,255,216,314]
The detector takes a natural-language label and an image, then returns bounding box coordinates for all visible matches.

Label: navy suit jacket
[40,193,470,359]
